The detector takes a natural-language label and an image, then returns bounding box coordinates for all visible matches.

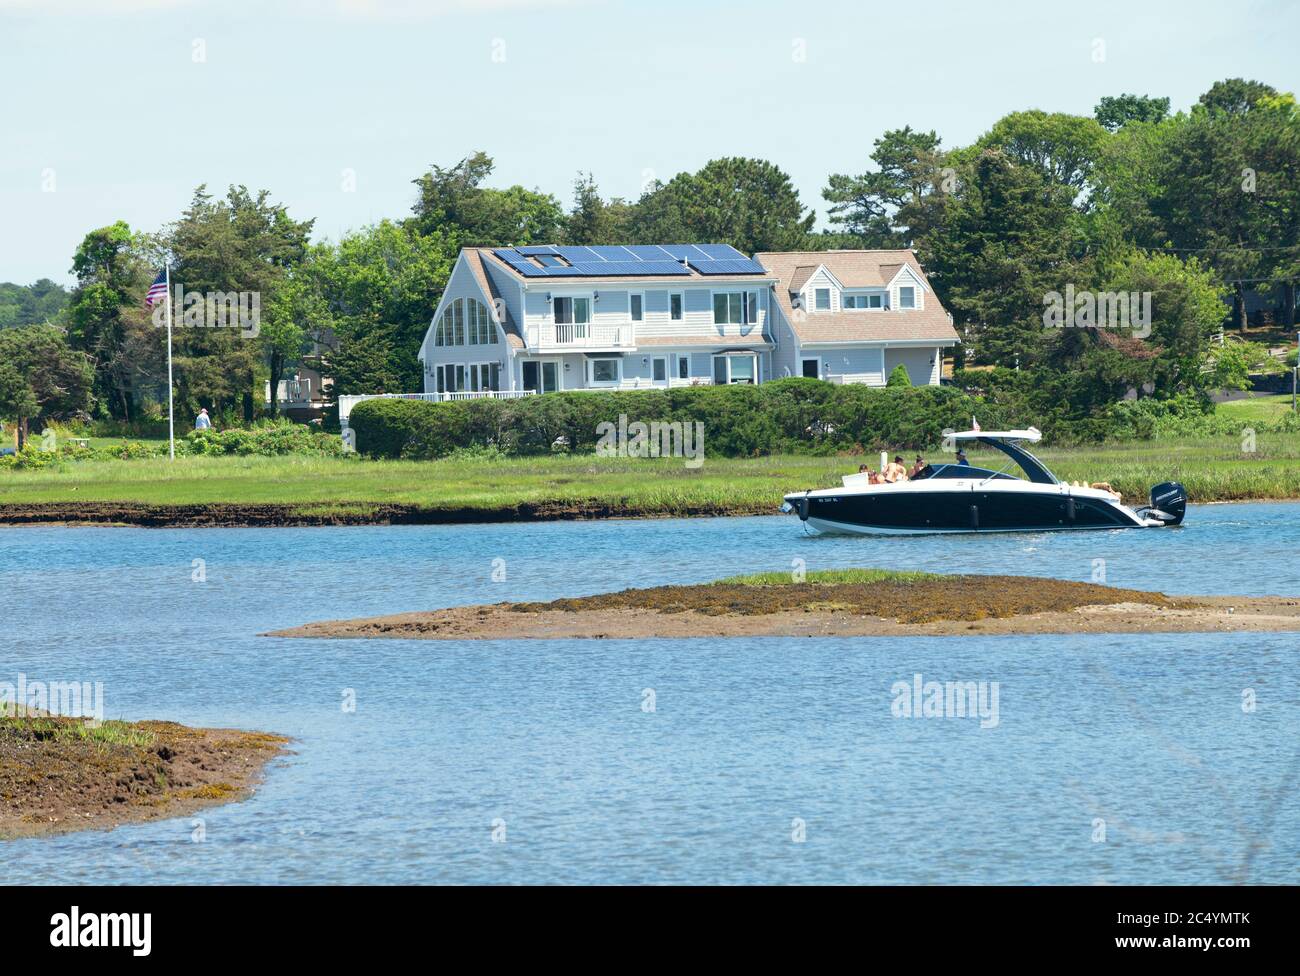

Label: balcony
[524,323,632,352]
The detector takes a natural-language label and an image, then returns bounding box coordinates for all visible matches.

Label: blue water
[2,502,1297,884]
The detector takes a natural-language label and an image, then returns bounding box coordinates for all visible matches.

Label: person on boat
[883,455,908,482]
[908,455,927,478]
[955,449,970,466]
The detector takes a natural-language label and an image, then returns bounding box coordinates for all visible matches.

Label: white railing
[338,390,534,430]
[525,324,630,350]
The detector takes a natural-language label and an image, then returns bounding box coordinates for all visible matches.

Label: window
[678,355,690,380]
[899,286,916,309]
[712,354,758,385]
[801,358,820,379]
[466,362,500,392]
[630,293,644,322]
[652,357,667,382]
[712,291,759,326]
[843,292,884,310]
[432,297,495,347]
[669,292,683,321]
[523,360,560,394]
[814,288,831,311]
[589,358,620,385]
[554,296,591,339]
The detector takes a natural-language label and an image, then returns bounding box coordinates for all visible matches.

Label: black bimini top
[978,436,1058,484]
[913,436,1059,485]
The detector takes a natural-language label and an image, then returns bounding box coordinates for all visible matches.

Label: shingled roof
[755,250,960,346]
[465,249,524,348]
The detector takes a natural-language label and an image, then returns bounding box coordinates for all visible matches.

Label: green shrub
[886,364,912,387]
[348,382,1005,460]
[183,418,342,457]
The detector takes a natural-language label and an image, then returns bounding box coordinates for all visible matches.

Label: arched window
[433,297,498,348]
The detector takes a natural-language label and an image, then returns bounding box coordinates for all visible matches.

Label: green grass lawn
[1215,394,1297,425]
[3,433,1299,515]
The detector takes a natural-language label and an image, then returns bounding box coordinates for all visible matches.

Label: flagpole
[165,264,175,460]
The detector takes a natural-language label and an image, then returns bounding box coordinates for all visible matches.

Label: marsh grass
[0,714,155,749]
[719,568,939,586]
[2,434,1298,513]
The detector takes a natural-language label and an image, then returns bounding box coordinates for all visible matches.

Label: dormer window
[814,288,831,311]
[844,292,884,310]
[899,286,916,309]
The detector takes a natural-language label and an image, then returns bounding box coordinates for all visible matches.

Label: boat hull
[785,482,1149,535]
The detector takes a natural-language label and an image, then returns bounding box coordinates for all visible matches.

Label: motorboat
[782,427,1186,535]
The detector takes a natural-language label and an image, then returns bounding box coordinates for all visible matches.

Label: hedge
[348,379,1011,459]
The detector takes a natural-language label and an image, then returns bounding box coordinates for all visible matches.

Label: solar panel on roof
[694,243,747,260]
[686,258,766,275]
[568,260,690,276]
[625,245,674,261]
[516,245,558,256]
[555,246,601,263]
[659,245,697,261]
[586,245,638,261]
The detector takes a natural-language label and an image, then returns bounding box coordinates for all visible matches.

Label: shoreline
[0,714,289,839]
[265,574,1300,640]
[0,500,777,529]
[3,495,1299,529]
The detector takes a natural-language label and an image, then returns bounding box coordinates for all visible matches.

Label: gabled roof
[754,249,959,346]
[465,249,523,348]
[788,265,818,293]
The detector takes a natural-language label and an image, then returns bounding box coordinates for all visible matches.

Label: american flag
[145,268,168,309]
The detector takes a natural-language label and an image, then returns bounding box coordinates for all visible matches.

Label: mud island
[0,712,288,839]
[266,569,1300,640]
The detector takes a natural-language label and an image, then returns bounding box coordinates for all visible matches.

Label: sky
[0,0,1296,286]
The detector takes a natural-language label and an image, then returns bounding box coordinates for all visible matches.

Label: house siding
[824,347,885,386]
[421,257,508,392]
[883,346,939,385]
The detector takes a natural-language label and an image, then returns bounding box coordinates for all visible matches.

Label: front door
[802,358,820,379]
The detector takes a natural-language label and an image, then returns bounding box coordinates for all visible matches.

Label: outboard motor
[1142,482,1187,526]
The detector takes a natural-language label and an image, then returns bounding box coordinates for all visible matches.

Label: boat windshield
[914,463,1014,481]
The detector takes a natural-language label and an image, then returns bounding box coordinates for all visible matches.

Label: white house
[417,244,778,396]
[756,250,960,386]
[338,244,961,434]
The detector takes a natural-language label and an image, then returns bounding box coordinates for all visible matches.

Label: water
[2,502,1297,884]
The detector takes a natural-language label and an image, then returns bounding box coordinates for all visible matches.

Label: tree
[168,185,315,420]
[65,221,155,420]
[886,363,912,387]
[1199,78,1278,116]
[921,150,1079,369]
[1095,94,1170,132]
[312,221,458,396]
[976,110,1110,199]
[565,173,634,245]
[630,157,815,253]
[823,127,945,246]
[1097,92,1298,329]
[1044,250,1226,401]
[0,279,69,330]
[0,324,95,447]
[410,151,565,246]
[259,270,324,417]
